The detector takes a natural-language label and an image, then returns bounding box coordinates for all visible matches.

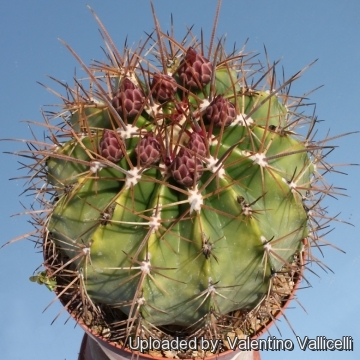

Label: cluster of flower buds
[171,131,207,188]
[150,73,177,103]
[112,78,145,119]
[205,95,236,127]
[178,47,213,89]
[106,47,238,187]
[99,130,125,163]
[171,147,203,188]
[136,133,162,167]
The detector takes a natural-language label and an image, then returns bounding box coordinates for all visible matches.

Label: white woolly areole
[52,143,64,151]
[90,161,104,173]
[137,297,146,305]
[118,72,138,84]
[261,235,272,252]
[125,167,142,188]
[282,177,297,191]
[243,151,268,167]
[265,89,278,95]
[89,97,102,105]
[188,187,203,214]
[159,163,169,178]
[253,153,268,167]
[149,205,162,232]
[145,103,163,118]
[209,136,218,146]
[199,99,210,112]
[140,259,151,274]
[82,246,91,256]
[207,277,215,293]
[117,124,138,139]
[233,113,254,126]
[206,156,225,178]
[242,204,253,216]
[191,99,210,122]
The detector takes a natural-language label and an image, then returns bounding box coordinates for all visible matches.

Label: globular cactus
[5,2,350,356]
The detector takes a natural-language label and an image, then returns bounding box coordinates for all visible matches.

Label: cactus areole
[7,3,348,357]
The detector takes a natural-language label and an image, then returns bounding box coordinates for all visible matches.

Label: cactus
[4,1,352,357]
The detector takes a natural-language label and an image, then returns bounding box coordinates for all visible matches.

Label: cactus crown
[3,1,352,357]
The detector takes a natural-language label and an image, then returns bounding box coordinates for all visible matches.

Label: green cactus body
[46,57,311,330]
